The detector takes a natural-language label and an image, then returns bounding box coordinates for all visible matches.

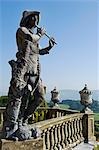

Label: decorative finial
[79,84,93,112]
[51,87,60,107]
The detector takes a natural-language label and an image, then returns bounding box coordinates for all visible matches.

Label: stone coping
[37,107,80,113]
[0,106,79,113]
[0,138,43,150]
[29,113,84,130]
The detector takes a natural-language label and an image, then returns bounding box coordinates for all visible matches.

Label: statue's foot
[7,136,18,141]
[31,127,41,139]
[15,125,32,141]
[1,121,18,139]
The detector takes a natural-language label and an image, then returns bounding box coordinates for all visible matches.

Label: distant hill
[46,89,99,101]
[60,99,99,113]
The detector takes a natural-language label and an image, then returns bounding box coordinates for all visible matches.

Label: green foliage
[58,104,70,109]
[38,99,48,108]
[94,113,99,121]
[0,96,8,106]
[94,145,99,150]
[34,112,39,122]
[61,99,99,113]
[95,123,99,131]
[94,113,99,141]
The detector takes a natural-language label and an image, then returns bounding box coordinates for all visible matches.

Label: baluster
[0,112,3,126]
[78,118,81,140]
[46,128,50,150]
[54,125,58,150]
[71,119,77,147]
[61,112,63,117]
[61,112,62,117]
[74,119,78,141]
[56,111,59,117]
[73,119,76,142]
[68,121,72,145]
[59,112,61,117]
[50,127,55,150]
[57,124,62,149]
[44,110,46,120]
[75,119,78,141]
[64,122,68,147]
[61,123,66,149]
[71,119,75,143]
[33,113,35,120]
[77,118,81,141]
[55,111,57,118]
[42,129,47,150]
[76,118,80,144]
[79,117,84,141]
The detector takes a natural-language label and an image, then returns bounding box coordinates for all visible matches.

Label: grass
[94,145,99,150]
[58,104,70,109]
[94,113,99,121]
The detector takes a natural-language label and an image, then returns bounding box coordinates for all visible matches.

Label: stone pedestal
[0,138,43,150]
[82,112,96,143]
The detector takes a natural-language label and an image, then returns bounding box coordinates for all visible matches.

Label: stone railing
[0,107,79,126]
[30,113,84,150]
[29,107,79,123]
[0,107,78,128]
[0,107,95,150]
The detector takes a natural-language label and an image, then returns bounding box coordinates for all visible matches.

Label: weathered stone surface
[2,10,55,140]
[0,138,43,150]
[79,84,92,112]
[82,113,96,143]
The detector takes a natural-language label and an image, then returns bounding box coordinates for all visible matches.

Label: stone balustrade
[29,107,79,123]
[0,107,78,127]
[0,107,95,150]
[30,113,84,150]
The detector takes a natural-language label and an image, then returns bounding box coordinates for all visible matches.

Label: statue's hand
[37,27,46,36]
[49,37,55,48]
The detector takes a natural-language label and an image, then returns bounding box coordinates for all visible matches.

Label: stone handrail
[29,107,79,123]
[0,107,79,127]
[0,107,95,150]
[30,113,84,150]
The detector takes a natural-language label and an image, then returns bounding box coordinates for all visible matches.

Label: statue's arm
[39,46,51,55]
[39,39,55,55]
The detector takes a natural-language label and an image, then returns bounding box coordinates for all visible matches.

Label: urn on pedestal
[51,87,60,107]
[79,84,93,112]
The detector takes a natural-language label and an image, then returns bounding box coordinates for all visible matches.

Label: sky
[0,0,98,95]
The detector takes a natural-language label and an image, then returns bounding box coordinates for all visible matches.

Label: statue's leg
[2,61,27,139]
[18,86,31,127]
[2,80,26,139]
[23,79,45,124]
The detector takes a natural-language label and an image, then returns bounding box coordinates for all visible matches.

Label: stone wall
[0,138,43,150]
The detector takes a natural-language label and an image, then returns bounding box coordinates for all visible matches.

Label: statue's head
[20,10,40,28]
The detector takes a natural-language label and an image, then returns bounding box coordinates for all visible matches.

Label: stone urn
[51,87,60,106]
[79,84,93,112]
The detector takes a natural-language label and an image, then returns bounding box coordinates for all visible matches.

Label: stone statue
[2,10,55,140]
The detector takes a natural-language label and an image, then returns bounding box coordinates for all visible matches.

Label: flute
[36,25,57,45]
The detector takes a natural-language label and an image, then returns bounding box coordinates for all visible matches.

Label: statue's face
[29,15,39,28]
